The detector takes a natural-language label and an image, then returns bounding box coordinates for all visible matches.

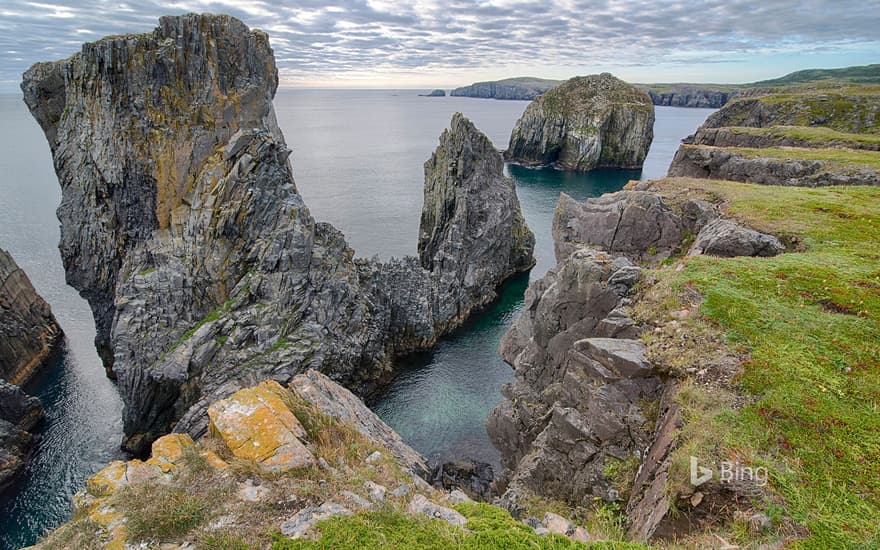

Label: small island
[419,89,446,97]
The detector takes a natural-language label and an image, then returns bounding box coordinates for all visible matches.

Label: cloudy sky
[1,0,877,92]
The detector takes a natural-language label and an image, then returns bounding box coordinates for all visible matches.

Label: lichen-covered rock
[1,247,62,384]
[689,218,785,257]
[22,15,534,454]
[0,380,44,492]
[488,248,662,505]
[420,112,535,331]
[506,73,654,171]
[289,369,429,477]
[208,381,314,472]
[668,145,880,187]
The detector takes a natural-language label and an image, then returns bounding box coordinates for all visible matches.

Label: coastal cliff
[22,14,534,455]
[450,77,560,100]
[1,247,62,384]
[506,74,654,171]
[0,380,45,492]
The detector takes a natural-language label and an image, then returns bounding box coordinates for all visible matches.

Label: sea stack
[22,14,534,454]
[506,73,655,171]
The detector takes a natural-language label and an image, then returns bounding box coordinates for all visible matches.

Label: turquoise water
[0,89,712,548]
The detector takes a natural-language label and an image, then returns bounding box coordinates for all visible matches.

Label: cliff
[0,380,44,492]
[419,89,446,97]
[36,371,594,548]
[1,247,62,384]
[22,14,534,455]
[640,85,737,108]
[505,74,655,171]
[450,77,560,100]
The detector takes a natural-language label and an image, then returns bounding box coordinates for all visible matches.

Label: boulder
[506,73,654,171]
[207,381,315,472]
[280,502,353,539]
[689,218,785,257]
[408,494,468,528]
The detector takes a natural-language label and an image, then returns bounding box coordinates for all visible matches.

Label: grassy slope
[725,126,880,149]
[752,64,880,86]
[654,178,880,548]
[730,146,880,169]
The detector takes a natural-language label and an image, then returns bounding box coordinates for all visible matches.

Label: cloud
[0,0,877,89]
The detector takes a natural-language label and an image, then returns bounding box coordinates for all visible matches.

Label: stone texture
[207,381,315,472]
[408,494,468,528]
[552,189,697,262]
[280,502,353,539]
[506,74,654,171]
[22,15,534,454]
[668,145,880,187]
[0,380,44,492]
[0,247,62,384]
[689,126,880,151]
[450,77,560,100]
[289,369,429,478]
[430,458,494,500]
[689,218,785,258]
[488,248,662,505]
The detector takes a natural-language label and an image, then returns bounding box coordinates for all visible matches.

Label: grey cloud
[0,0,877,88]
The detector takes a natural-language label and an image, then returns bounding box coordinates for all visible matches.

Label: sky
[0,0,878,92]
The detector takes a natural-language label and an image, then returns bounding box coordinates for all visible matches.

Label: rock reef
[22,14,534,454]
[506,73,654,171]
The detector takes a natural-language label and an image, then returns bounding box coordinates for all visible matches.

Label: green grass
[273,503,647,549]
[656,179,880,548]
[728,125,880,149]
[731,145,880,169]
[121,483,211,541]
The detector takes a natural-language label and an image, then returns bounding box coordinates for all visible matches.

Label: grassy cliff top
[539,73,653,117]
[718,125,880,149]
[636,178,880,548]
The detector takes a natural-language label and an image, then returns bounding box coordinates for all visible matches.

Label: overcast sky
[1,0,877,92]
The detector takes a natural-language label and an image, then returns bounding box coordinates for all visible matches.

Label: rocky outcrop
[450,77,560,100]
[22,14,534,454]
[701,93,880,134]
[420,113,536,330]
[551,185,717,262]
[506,73,654,171]
[689,218,784,257]
[642,86,735,108]
[668,145,880,187]
[1,247,62,384]
[688,126,880,151]
[420,89,446,97]
[487,248,659,506]
[0,380,44,492]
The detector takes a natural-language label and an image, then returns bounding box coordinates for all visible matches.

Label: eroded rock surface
[0,380,44,491]
[1,247,62,384]
[506,73,654,171]
[22,14,534,454]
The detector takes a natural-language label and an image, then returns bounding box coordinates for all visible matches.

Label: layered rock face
[23,14,534,454]
[1,247,62,384]
[0,380,44,491]
[506,74,654,171]
[644,87,734,108]
[688,126,880,151]
[669,145,880,187]
[450,77,560,100]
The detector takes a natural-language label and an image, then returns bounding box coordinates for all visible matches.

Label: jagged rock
[450,77,560,100]
[419,112,535,331]
[0,380,45,492]
[430,458,494,500]
[289,370,429,478]
[207,381,315,472]
[506,73,654,171]
[22,15,534,454]
[668,145,880,187]
[488,248,662,505]
[1,247,62,384]
[689,218,785,257]
[408,494,468,528]
[280,502,353,539]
